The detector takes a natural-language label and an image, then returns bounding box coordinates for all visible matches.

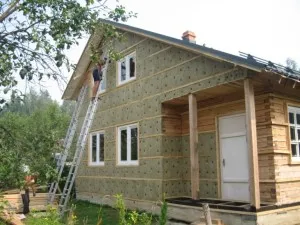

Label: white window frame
[99,70,106,93]
[117,52,136,85]
[117,124,139,166]
[89,131,105,166]
[288,106,300,161]
[99,61,108,93]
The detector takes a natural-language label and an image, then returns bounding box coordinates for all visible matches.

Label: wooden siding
[162,94,279,203]
[269,95,300,204]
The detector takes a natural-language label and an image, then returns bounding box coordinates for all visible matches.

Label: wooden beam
[189,94,199,199]
[203,203,212,225]
[244,78,260,209]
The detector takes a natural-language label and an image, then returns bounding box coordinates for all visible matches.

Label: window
[99,68,106,93]
[288,106,300,160]
[117,124,138,165]
[89,131,105,165]
[117,52,136,85]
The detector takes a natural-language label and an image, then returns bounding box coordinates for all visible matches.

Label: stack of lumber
[3,189,55,213]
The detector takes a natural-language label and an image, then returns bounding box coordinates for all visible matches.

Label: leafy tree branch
[0,0,20,23]
[0,0,136,106]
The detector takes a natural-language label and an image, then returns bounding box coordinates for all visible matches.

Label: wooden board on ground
[3,192,56,213]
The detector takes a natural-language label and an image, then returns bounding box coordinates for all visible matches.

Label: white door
[219,114,250,201]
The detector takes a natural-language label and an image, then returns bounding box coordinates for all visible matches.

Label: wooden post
[244,78,260,209]
[189,94,199,199]
[202,203,212,225]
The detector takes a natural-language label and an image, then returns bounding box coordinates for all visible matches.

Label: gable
[63,28,241,101]
[63,20,300,101]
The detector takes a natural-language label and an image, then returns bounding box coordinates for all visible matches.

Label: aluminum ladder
[48,85,88,204]
[58,62,108,215]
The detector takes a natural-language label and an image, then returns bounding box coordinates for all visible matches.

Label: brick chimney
[182,30,196,44]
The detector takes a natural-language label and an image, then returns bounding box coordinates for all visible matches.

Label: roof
[239,52,300,80]
[62,20,300,100]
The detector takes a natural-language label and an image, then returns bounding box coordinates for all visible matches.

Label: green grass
[73,200,159,225]
[73,200,119,225]
[23,201,118,225]
[22,200,159,225]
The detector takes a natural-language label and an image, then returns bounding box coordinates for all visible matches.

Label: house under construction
[60,20,300,225]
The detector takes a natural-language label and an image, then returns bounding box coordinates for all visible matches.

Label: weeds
[159,194,168,225]
[0,194,6,216]
[25,206,63,225]
[3,193,168,225]
[0,193,14,225]
[115,194,153,225]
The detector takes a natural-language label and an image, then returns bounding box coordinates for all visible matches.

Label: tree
[0,88,54,115]
[0,91,71,190]
[286,58,298,71]
[61,100,75,117]
[0,0,136,106]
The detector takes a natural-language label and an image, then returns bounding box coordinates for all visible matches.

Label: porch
[161,71,300,211]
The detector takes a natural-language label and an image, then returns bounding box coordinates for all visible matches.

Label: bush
[115,194,152,225]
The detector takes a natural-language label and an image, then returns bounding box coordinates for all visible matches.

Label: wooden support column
[244,78,260,209]
[189,94,199,199]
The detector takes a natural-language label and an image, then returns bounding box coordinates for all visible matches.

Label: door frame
[217,112,249,201]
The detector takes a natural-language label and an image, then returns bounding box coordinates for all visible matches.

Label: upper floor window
[89,131,105,166]
[99,58,108,93]
[99,68,106,93]
[117,52,136,85]
[288,106,300,160]
[117,124,138,165]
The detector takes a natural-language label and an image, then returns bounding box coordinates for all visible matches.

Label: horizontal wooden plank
[3,192,57,213]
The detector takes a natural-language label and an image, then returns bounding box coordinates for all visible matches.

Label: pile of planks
[3,189,55,213]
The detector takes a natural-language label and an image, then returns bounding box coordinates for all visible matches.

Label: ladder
[58,62,108,215]
[48,85,88,204]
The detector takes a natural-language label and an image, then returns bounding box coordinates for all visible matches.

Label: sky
[18,0,300,103]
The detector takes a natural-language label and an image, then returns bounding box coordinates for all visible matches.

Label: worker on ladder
[91,58,106,101]
[58,57,108,215]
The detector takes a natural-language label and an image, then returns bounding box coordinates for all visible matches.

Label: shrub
[115,194,152,225]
